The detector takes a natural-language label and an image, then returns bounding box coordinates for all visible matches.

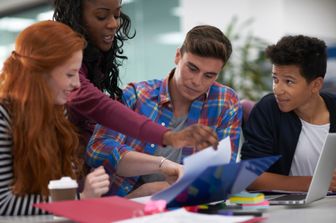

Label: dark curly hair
[53,0,135,99]
[265,35,327,82]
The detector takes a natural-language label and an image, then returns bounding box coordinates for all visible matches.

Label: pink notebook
[34,196,145,223]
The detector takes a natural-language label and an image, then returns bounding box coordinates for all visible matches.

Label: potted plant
[218,16,272,101]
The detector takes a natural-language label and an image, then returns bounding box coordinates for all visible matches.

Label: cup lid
[48,176,78,189]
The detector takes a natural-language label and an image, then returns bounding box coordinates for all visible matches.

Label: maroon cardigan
[67,65,168,145]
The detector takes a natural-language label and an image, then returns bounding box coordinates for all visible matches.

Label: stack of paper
[229,192,265,204]
[240,200,270,210]
[229,192,269,210]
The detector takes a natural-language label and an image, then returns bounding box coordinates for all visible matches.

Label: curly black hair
[53,0,135,99]
[265,35,327,82]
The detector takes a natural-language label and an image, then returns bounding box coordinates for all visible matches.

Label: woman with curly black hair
[53,0,218,150]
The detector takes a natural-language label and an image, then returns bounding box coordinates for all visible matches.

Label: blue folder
[152,155,279,207]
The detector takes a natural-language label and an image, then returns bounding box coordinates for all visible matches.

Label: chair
[240,99,255,124]
[236,99,255,162]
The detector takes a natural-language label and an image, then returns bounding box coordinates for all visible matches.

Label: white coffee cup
[48,177,78,202]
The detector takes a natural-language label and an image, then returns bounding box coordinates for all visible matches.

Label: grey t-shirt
[137,115,188,184]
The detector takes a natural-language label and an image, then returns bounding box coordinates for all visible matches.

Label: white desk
[0,196,335,222]
[134,196,336,223]
[0,215,73,222]
[263,196,336,223]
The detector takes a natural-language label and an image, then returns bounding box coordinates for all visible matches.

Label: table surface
[0,196,335,222]
[263,196,336,223]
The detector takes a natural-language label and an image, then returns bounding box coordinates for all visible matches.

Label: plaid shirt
[86,71,242,196]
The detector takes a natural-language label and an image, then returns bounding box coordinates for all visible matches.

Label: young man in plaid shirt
[86,25,242,198]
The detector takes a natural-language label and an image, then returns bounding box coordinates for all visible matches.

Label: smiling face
[47,50,83,105]
[272,64,321,113]
[170,50,223,103]
[82,0,121,52]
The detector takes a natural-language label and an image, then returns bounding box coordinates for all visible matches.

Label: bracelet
[159,157,167,168]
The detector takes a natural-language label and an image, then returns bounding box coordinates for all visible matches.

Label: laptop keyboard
[271,194,306,201]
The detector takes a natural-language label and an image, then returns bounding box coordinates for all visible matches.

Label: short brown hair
[180,25,232,66]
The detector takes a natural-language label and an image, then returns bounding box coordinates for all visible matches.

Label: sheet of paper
[183,136,232,173]
[116,208,255,223]
[151,137,232,204]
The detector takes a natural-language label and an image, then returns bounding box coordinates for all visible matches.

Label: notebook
[269,133,336,205]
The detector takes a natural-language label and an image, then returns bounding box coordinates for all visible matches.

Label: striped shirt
[86,72,242,196]
[0,104,46,216]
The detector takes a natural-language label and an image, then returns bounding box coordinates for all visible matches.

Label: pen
[198,205,209,209]
[218,210,263,217]
[219,205,243,210]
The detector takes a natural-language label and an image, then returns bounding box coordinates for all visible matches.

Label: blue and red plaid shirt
[86,71,242,196]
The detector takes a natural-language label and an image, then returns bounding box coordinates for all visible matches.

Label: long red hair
[0,20,86,196]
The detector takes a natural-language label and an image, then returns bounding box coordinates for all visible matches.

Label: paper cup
[48,177,78,202]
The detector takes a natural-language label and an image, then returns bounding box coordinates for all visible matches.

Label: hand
[163,124,218,150]
[81,166,110,199]
[126,182,170,198]
[329,170,336,191]
[158,158,184,184]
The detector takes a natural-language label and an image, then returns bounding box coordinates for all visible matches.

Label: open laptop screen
[268,133,336,205]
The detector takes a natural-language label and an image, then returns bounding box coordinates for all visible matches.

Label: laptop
[269,133,336,205]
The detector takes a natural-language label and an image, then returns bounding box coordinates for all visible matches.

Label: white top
[289,119,329,176]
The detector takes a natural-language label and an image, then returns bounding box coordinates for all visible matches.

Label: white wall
[180,0,336,43]
[284,0,336,40]
[180,0,336,79]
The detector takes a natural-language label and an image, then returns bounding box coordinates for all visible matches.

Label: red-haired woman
[0,20,109,216]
